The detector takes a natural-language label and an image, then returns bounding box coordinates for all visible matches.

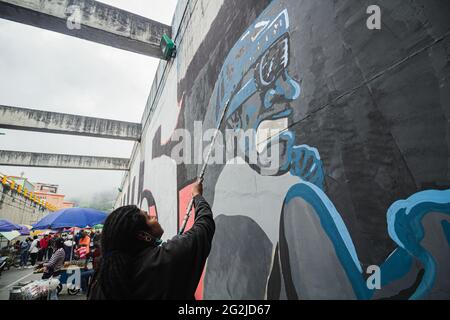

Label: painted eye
[256,35,289,87]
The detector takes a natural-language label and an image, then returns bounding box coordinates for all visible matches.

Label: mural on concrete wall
[119,0,450,300]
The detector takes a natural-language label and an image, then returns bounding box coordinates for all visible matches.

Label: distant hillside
[67,189,117,213]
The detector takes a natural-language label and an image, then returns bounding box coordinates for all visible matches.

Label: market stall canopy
[32,208,107,230]
[30,229,45,237]
[0,230,21,241]
[30,229,55,237]
[63,227,77,232]
[0,219,21,232]
[19,225,30,235]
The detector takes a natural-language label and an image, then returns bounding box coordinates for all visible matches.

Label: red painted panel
[149,205,157,218]
[178,181,204,300]
[195,268,206,300]
[178,183,196,232]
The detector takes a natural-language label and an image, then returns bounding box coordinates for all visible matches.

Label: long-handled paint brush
[178,99,231,235]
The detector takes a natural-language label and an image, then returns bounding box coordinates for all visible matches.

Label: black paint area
[204,215,273,299]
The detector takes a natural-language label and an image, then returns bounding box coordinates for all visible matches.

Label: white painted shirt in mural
[212,157,299,245]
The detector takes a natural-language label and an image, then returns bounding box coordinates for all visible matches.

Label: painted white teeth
[256,117,288,153]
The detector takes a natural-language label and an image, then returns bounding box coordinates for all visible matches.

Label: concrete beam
[0,150,129,170]
[0,105,141,141]
[0,0,171,59]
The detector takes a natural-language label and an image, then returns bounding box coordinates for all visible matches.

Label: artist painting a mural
[117,0,450,300]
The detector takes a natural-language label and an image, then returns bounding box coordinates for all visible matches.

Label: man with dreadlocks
[88,180,215,300]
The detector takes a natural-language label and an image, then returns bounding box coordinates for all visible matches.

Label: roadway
[0,266,86,300]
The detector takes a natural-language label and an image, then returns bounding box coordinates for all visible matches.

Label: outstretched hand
[192,179,203,197]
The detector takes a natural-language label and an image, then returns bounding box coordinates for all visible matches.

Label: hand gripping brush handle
[178,99,231,235]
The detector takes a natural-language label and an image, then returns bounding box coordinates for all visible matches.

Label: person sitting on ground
[39,238,65,279]
[88,180,215,300]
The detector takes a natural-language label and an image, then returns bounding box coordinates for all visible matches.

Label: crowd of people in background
[2,229,101,269]
[1,229,102,295]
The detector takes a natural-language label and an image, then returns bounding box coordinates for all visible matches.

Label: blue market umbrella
[32,207,108,230]
[0,219,21,232]
[19,225,31,235]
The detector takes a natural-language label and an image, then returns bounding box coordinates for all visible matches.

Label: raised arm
[185,193,215,244]
[162,181,215,284]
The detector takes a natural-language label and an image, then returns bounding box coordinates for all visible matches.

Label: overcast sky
[0,0,178,200]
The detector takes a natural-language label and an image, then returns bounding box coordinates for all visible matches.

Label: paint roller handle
[179,198,193,235]
[178,178,203,235]
[179,98,230,235]
[191,178,203,197]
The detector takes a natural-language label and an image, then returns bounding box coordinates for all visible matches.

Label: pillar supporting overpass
[0,0,166,170]
[0,105,141,141]
[0,0,172,59]
[0,150,129,170]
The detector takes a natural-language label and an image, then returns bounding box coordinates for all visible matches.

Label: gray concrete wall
[0,0,172,59]
[0,183,48,226]
[115,0,449,300]
[0,105,141,140]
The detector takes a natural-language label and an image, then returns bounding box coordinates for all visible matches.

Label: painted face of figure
[214,9,300,175]
[230,37,300,174]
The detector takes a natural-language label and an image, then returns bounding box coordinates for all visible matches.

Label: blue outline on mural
[386,189,450,299]
[285,184,450,299]
[210,6,325,189]
[207,1,450,300]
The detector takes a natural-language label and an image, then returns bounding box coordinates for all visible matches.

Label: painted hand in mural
[289,144,325,189]
[271,131,325,189]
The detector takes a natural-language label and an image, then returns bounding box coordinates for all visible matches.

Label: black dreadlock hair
[53,238,64,249]
[97,205,150,300]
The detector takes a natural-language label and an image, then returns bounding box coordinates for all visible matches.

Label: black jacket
[89,195,215,300]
